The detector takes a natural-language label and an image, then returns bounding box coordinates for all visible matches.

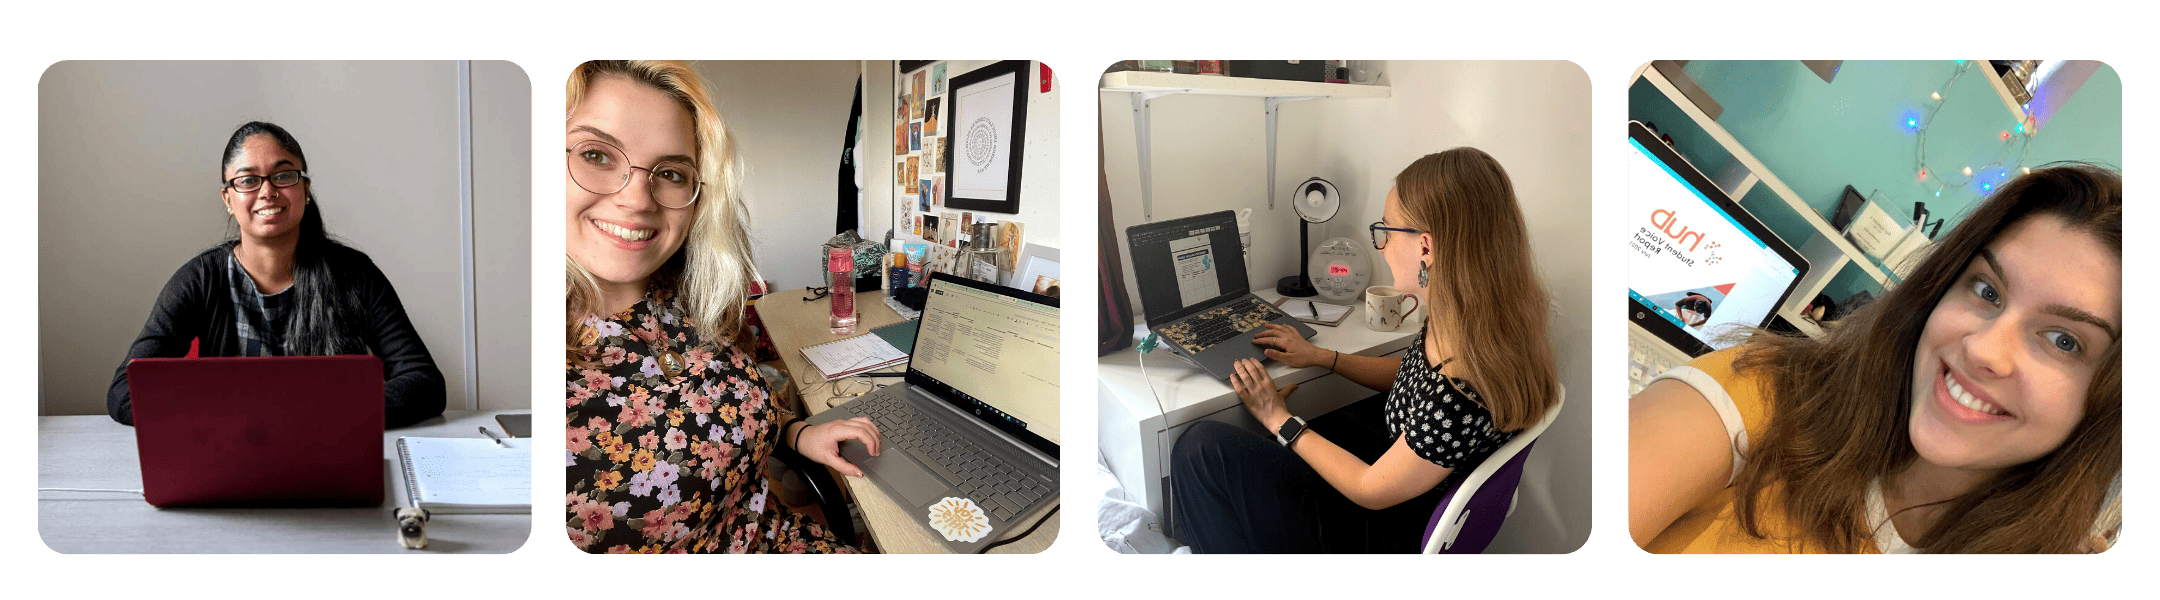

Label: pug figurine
[395,507,431,549]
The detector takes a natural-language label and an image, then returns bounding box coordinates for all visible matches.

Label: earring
[1418,261,1429,287]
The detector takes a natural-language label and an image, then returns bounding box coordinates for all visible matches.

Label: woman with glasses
[106,121,446,428]
[1170,147,1560,552]
[563,61,876,553]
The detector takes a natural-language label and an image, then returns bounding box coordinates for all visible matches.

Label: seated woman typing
[1170,148,1560,553]
[106,121,447,428]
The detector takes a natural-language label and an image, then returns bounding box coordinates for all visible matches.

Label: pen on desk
[478,426,508,448]
[1306,300,1318,318]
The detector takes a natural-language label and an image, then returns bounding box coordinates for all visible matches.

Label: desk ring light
[1277,177,1340,298]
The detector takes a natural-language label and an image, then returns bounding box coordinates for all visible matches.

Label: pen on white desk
[478,426,508,448]
[1306,300,1318,318]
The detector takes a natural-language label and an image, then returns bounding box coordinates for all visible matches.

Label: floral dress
[565,287,856,553]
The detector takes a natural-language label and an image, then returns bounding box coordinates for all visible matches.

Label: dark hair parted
[1729,163,2120,553]
[220,121,369,356]
[1393,148,1559,432]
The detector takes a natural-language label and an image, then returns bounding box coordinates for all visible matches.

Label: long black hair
[220,121,369,356]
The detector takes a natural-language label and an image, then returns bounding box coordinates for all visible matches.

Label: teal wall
[1630,60,2120,302]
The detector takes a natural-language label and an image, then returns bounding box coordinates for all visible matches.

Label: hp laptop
[127,355,386,507]
[1625,120,1809,388]
[807,272,1060,553]
[1125,210,1318,380]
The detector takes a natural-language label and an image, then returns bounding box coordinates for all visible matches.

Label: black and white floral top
[1384,329,1514,483]
[564,287,856,554]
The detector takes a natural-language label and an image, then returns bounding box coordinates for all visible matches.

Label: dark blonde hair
[564,60,755,351]
[1730,164,2121,553]
[1393,148,1558,431]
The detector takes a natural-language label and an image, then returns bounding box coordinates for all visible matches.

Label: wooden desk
[37,410,533,553]
[757,287,1057,554]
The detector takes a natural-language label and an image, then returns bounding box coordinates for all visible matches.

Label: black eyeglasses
[566,139,703,209]
[1369,221,1420,250]
[224,170,307,193]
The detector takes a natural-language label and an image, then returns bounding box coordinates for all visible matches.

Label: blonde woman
[563,61,879,553]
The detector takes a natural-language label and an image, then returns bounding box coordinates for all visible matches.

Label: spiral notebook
[395,437,530,514]
[799,320,919,380]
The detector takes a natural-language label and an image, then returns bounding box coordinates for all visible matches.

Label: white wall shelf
[1102,71,1391,99]
[1634,62,1893,339]
[1103,70,1390,221]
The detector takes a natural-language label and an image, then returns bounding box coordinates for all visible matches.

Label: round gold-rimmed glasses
[566,139,702,209]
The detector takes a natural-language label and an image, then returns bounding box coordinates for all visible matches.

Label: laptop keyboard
[1627,324,1693,396]
[853,393,1053,522]
[1157,296,1282,354]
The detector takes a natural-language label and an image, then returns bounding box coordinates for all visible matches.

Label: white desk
[1097,291,1416,539]
[37,410,532,553]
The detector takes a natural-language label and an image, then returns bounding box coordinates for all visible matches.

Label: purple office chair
[1420,385,1562,553]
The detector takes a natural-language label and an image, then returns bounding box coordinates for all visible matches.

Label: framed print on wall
[941,60,1029,214]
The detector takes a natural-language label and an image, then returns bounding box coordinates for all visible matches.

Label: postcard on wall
[912,216,923,237]
[998,222,1025,269]
[913,71,927,100]
[922,215,937,239]
[932,176,943,207]
[928,243,958,276]
[894,123,907,155]
[924,97,942,131]
[905,156,919,193]
[909,122,922,151]
[919,182,931,212]
[895,160,906,187]
[931,63,947,95]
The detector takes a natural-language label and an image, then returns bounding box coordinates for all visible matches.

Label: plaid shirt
[225,253,292,356]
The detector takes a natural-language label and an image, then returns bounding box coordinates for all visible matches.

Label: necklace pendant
[658,348,686,378]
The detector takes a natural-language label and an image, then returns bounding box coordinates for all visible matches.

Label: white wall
[1099,61,1592,552]
[695,61,862,292]
[700,60,1061,292]
[38,61,530,416]
[885,60,1062,251]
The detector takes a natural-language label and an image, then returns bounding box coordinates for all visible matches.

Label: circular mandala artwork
[965,117,998,173]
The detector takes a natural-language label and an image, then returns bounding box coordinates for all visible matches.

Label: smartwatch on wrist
[1274,416,1308,448]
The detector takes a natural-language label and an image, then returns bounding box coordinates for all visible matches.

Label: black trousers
[1169,392,1448,553]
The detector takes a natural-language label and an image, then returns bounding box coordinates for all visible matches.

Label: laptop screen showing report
[1625,120,1808,356]
[1127,210,1251,325]
[908,273,1061,452]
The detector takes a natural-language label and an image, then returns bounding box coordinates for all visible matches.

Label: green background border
[12,1,2142,595]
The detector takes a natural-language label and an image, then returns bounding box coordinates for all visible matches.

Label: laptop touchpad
[842,443,946,507]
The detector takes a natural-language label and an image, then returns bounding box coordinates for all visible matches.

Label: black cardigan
[107,241,447,428]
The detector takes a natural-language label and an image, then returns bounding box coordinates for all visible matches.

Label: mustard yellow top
[1642,348,1909,554]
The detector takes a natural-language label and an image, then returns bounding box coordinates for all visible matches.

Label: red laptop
[127,355,386,507]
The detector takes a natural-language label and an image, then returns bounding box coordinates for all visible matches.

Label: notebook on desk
[806,272,1060,553]
[1126,210,1317,379]
[127,355,385,507]
[396,437,530,514]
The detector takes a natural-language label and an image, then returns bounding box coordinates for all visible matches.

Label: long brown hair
[1730,164,2121,553]
[564,61,755,356]
[1394,148,1558,431]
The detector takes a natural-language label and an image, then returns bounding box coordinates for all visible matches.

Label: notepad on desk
[800,320,918,380]
[396,437,531,514]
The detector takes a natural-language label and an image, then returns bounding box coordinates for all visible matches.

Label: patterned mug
[1364,285,1421,332]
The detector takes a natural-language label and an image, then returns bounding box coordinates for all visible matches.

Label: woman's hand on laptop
[1230,358,1298,432]
[798,416,882,478]
[1252,324,1326,368]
